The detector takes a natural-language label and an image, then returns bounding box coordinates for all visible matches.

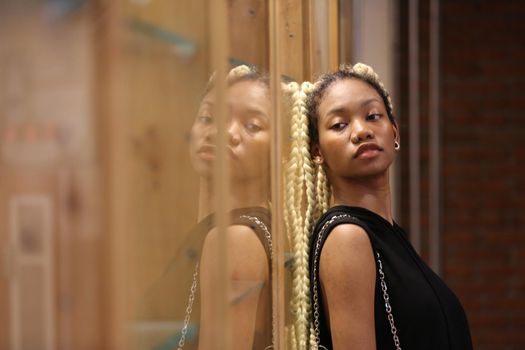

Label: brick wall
[398,1,525,348]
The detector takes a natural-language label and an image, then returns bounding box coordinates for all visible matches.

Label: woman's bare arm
[319,223,377,350]
[199,225,269,349]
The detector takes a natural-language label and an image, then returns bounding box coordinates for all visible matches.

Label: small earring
[314,156,323,164]
[394,141,400,150]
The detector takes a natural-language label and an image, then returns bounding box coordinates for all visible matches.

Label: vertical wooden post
[303,0,315,80]
[209,0,230,349]
[269,1,286,348]
[303,0,340,80]
[94,0,130,349]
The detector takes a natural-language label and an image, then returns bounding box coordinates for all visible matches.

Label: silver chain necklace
[239,215,273,258]
[177,261,200,350]
[311,213,402,349]
[177,215,273,350]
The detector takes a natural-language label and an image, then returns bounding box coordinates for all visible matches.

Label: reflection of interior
[1,0,524,349]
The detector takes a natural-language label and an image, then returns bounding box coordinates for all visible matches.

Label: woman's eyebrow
[361,97,382,107]
[249,108,270,121]
[234,106,270,121]
[324,106,347,118]
[324,98,382,117]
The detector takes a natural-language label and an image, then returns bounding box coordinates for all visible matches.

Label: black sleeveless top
[309,206,473,349]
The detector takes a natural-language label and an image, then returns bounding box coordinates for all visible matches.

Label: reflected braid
[227,64,254,79]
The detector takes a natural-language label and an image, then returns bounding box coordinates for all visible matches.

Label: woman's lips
[197,145,238,160]
[197,144,215,160]
[354,143,383,159]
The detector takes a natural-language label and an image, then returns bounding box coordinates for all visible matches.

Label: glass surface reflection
[138,66,273,350]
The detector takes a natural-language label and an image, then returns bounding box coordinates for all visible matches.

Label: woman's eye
[330,122,347,131]
[199,115,213,124]
[366,113,382,121]
[245,123,262,132]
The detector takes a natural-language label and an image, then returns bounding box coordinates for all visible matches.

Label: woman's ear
[311,144,324,165]
[392,121,400,144]
[391,121,401,151]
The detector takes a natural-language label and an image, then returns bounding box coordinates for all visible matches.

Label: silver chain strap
[178,215,273,350]
[177,261,199,350]
[311,213,402,349]
[377,252,401,350]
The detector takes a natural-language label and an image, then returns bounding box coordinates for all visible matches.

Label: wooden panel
[307,0,341,79]
[229,0,269,69]
[279,0,307,81]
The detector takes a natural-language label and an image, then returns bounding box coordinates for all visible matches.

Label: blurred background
[0,0,523,349]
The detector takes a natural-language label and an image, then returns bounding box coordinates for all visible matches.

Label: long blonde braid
[298,82,323,350]
[283,81,307,350]
[284,80,322,349]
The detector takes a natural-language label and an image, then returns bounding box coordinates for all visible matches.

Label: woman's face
[189,80,271,183]
[314,78,399,181]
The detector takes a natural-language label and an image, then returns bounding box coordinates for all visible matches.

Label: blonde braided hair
[203,64,264,96]
[283,81,307,349]
[284,80,323,349]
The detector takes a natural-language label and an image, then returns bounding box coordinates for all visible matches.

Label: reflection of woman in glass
[190,66,273,350]
[287,63,472,349]
[137,66,272,350]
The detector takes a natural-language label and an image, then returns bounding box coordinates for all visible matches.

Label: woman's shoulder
[320,223,372,268]
[231,206,272,259]
[318,223,376,296]
[312,205,374,245]
[310,206,378,273]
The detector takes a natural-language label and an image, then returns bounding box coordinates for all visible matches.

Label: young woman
[137,66,274,350]
[192,66,273,350]
[288,63,473,349]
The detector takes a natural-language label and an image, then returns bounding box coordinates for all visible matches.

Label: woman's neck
[197,177,270,221]
[330,172,394,225]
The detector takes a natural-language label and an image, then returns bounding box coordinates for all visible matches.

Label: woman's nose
[204,124,217,142]
[350,120,374,144]
[227,121,241,146]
